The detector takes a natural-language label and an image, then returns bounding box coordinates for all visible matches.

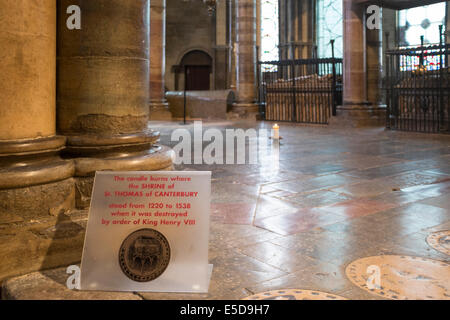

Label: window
[316,0,343,58]
[398,3,447,71]
[261,0,279,69]
[398,2,446,47]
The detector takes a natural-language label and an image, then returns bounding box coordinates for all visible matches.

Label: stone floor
[2,120,450,300]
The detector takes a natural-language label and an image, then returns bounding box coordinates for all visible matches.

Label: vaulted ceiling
[354,0,446,10]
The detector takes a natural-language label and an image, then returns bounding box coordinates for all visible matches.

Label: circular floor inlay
[427,231,450,256]
[243,289,347,300]
[346,255,450,300]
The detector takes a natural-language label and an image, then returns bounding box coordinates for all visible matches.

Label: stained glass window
[261,0,279,70]
[316,0,343,58]
[399,49,445,72]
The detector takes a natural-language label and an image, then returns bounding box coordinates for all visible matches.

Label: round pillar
[343,0,367,106]
[0,0,76,283]
[279,0,315,60]
[299,0,316,59]
[0,0,74,217]
[149,0,172,120]
[366,27,382,105]
[231,0,259,119]
[332,0,385,127]
[57,0,174,208]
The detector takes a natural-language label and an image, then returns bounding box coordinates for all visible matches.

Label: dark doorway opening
[174,50,212,91]
[185,65,211,90]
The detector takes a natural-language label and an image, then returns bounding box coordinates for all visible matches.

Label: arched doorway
[177,50,212,91]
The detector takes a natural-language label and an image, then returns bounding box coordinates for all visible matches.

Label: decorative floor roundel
[346,255,450,300]
[427,231,450,256]
[243,289,347,300]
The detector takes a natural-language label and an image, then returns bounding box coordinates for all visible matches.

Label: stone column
[343,0,366,106]
[231,0,258,119]
[256,0,261,61]
[57,0,174,208]
[299,0,316,59]
[0,0,76,282]
[227,0,234,89]
[279,0,315,60]
[230,0,238,90]
[278,0,287,60]
[332,0,385,127]
[382,8,396,78]
[366,27,382,106]
[447,3,450,45]
[149,0,172,120]
[215,0,229,89]
[286,0,295,59]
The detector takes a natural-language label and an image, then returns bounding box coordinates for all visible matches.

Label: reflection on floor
[3,120,449,300]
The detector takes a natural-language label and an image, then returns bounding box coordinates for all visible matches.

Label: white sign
[80,171,212,293]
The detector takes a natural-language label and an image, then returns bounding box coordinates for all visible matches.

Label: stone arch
[174,49,213,90]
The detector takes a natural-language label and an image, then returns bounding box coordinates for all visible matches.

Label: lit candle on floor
[273,124,280,140]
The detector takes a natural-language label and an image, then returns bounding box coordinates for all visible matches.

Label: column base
[0,208,88,284]
[329,104,387,128]
[149,101,172,121]
[0,136,75,217]
[228,103,261,121]
[0,136,79,283]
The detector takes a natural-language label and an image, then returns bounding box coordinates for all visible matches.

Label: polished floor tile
[282,190,353,208]
[254,208,346,236]
[319,199,398,219]
[210,203,256,224]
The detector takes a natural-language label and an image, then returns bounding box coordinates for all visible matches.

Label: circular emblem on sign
[119,228,171,282]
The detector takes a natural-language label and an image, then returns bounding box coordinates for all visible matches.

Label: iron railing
[385,28,449,134]
[257,49,342,124]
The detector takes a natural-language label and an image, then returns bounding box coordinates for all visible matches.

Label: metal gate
[385,31,449,134]
[257,57,342,124]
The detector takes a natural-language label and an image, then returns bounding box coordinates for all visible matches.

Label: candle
[273,124,279,140]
